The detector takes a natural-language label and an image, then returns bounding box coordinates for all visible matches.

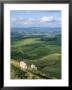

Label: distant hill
[11,27,61,40]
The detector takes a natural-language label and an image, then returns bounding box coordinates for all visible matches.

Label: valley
[11,27,61,79]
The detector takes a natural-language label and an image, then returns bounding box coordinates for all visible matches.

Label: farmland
[11,27,61,79]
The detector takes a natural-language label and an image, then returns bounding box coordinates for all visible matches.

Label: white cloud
[40,16,56,23]
[19,18,33,25]
[11,17,17,22]
[11,16,60,25]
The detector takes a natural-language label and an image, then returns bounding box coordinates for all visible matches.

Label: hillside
[11,32,61,79]
[11,52,61,79]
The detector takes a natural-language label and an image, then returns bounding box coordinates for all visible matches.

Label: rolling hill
[11,27,61,79]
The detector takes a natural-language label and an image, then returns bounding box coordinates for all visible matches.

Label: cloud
[11,17,17,22]
[19,18,34,25]
[40,16,56,23]
[11,16,60,26]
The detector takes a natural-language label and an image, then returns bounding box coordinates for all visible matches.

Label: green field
[11,37,61,79]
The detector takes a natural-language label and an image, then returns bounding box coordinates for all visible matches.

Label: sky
[10,11,61,28]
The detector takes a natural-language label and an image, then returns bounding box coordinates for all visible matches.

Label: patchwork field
[11,33,61,79]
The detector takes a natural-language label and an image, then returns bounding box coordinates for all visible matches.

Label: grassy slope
[11,38,61,60]
[11,37,61,79]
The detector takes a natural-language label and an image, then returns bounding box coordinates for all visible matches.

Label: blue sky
[10,11,61,28]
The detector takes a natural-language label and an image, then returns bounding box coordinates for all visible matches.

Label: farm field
[11,28,61,79]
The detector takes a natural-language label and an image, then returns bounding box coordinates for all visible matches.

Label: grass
[11,38,41,48]
[11,37,61,79]
[11,38,61,60]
